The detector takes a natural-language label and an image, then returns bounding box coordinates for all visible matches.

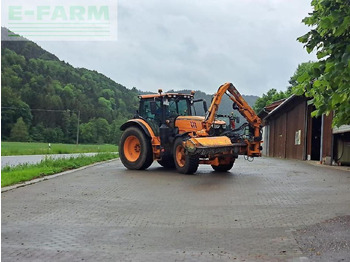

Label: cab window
[139,99,161,120]
[168,98,191,116]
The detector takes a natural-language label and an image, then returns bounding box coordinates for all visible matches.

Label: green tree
[69,113,78,143]
[10,117,29,142]
[1,87,32,139]
[30,123,45,142]
[94,118,110,144]
[80,122,95,143]
[98,97,112,110]
[253,89,289,114]
[295,0,350,127]
[288,62,315,91]
[109,118,128,144]
[43,127,64,143]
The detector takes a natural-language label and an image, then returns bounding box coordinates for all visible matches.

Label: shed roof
[264,95,306,120]
[264,98,286,112]
[258,98,287,120]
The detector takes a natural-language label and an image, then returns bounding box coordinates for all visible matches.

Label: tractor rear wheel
[119,127,153,170]
[211,159,235,172]
[173,138,199,174]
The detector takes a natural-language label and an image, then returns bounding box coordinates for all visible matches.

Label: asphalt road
[2,157,350,261]
[1,153,99,168]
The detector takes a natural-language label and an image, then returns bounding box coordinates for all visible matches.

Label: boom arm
[201,83,262,156]
[204,83,261,131]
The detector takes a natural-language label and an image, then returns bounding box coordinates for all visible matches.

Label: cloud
[36,0,315,96]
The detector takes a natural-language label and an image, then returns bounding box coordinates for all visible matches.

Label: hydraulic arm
[200,82,262,156]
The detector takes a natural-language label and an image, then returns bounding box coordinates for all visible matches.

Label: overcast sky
[36,0,315,96]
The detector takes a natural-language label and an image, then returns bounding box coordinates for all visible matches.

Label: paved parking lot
[2,157,350,261]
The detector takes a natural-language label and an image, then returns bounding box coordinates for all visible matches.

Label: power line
[1,107,78,113]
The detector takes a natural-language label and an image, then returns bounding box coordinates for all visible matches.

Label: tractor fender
[174,132,192,141]
[120,119,155,138]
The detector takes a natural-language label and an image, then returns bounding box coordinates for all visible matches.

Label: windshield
[139,96,192,121]
[168,98,191,117]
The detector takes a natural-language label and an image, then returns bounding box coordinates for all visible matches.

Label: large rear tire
[211,159,235,172]
[173,138,199,174]
[119,127,153,170]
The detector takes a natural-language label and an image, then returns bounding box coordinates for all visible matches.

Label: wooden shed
[264,95,308,160]
[260,95,342,165]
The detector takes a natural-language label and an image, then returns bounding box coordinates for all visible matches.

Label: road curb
[304,160,350,172]
[1,158,118,193]
[262,156,350,172]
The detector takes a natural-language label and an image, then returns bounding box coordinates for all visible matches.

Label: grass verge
[1,153,117,187]
[1,142,118,156]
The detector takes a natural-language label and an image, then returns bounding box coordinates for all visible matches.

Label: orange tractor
[119,82,262,174]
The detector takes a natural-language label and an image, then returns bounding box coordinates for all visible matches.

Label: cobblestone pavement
[2,157,350,261]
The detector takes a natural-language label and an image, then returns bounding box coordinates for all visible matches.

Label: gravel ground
[294,215,350,262]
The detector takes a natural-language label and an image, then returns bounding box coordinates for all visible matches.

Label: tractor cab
[138,93,195,134]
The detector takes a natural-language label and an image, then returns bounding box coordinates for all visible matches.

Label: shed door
[276,114,287,158]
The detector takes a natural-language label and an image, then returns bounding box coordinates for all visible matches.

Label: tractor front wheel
[173,138,199,174]
[119,127,153,170]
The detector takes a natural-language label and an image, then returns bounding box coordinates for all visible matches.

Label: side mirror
[150,101,157,114]
[193,99,208,113]
[232,102,239,110]
[203,100,208,113]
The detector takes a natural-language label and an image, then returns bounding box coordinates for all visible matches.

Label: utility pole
[76,110,80,145]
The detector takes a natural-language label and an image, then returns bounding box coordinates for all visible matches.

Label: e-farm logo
[2,0,118,41]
